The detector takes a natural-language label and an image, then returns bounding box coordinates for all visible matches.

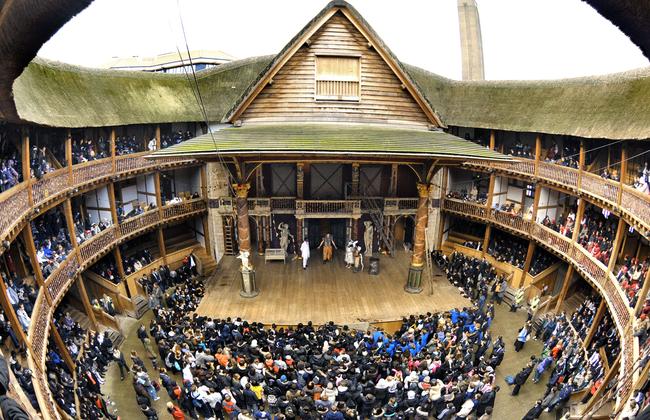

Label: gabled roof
[150,123,509,161]
[224,0,444,127]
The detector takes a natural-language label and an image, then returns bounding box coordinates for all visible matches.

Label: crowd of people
[72,209,112,245]
[633,162,649,195]
[528,249,556,277]
[615,255,650,308]
[446,189,487,206]
[32,208,73,278]
[577,206,617,266]
[506,141,533,159]
[30,144,59,179]
[569,295,601,341]
[487,232,527,269]
[540,207,576,239]
[116,135,147,156]
[1,270,37,333]
[123,248,154,276]
[91,255,124,285]
[544,142,579,169]
[161,131,193,149]
[117,201,156,223]
[72,138,109,164]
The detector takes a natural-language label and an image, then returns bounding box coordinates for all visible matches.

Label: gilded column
[351,163,360,196]
[234,183,252,253]
[296,163,304,199]
[405,182,430,293]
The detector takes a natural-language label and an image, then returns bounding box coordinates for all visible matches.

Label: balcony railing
[441,197,635,390]
[295,200,361,217]
[465,158,649,233]
[0,153,197,246]
[270,197,296,213]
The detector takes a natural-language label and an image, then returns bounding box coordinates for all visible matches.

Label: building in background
[104,49,235,73]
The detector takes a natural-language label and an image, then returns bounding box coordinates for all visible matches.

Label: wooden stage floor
[195,250,469,326]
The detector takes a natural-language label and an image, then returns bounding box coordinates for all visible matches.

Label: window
[525,184,535,198]
[315,56,360,101]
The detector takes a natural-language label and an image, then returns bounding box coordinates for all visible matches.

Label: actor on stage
[317,233,337,263]
[345,240,357,268]
[300,239,310,270]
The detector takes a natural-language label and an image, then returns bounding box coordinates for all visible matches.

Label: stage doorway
[394,215,415,250]
[305,219,347,249]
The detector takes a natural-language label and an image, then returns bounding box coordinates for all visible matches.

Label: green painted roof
[151,123,510,160]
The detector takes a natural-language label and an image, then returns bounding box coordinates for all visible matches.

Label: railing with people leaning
[464,158,650,233]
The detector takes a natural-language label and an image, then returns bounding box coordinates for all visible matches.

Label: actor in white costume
[300,239,310,270]
[345,240,357,268]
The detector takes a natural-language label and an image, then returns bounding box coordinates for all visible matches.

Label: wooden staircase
[131,295,150,320]
[62,305,124,348]
[193,247,217,276]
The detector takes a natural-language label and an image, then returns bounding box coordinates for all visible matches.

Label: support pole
[234,183,257,298]
[405,182,430,293]
[583,299,606,348]
[554,265,574,313]
[481,225,492,257]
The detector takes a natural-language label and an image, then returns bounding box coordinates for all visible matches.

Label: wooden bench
[265,248,286,264]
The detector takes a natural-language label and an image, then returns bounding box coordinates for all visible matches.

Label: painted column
[234,183,252,253]
[296,163,304,199]
[405,182,430,293]
[351,163,360,196]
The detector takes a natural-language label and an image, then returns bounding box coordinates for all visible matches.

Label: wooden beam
[554,265,574,313]
[110,127,116,172]
[583,299,606,348]
[485,174,496,210]
[521,242,536,279]
[635,268,650,317]
[489,130,496,150]
[21,228,51,305]
[113,248,127,283]
[531,184,542,222]
[202,215,212,258]
[155,125,161,149]
[0,267,29,349]
[157,228,167,264]
[481,225,492,257]
[389,163,398,197]
[581,354,620,416]
[571,199,585,243]
[50,320,75,372]
[65,129,72,179]
[608,218,626,273]
[75,276,98,331]
[107,183,119,225]
[21,128,32,207]
[579,139,586,170]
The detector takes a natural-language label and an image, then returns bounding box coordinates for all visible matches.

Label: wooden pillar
[618,142,627,204]
[256,217,264,255]
[571,199,586,243]
[113,248,127,281]
[157,228,167,263]
[534,134,542,177]
[202,215,212,257]
[554,265,574,313]
[584,299,606,348]
[481,225,492,257]
[50,321,75,372]
[351,217,359,241]
[65,129,73,179]
[521,242,536,280]
[22,228,51,305]
[296,163,304,199]
[608,218,626,273]
[234,183,252,253]
[296,218,303,244]
[489,130,496,150]
[107,183,119,225]
[63,200,79,253]
[485,174,496,210]
[21,128,33,206]
[155,125,161,149]
[635,269,650,317]
[75,276,98,330]
[531,183,542,222]
[255,165,265,197]
[579,139,586,170]
[0,272,29,348]
[200,165,208,201]
[154,172,163,209]
[110,128,116,172]
[389,163,398,197]
[351,163,360,196]
[405,182,430,293]
[581,355,620,416]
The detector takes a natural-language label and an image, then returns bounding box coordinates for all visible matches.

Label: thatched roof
[13,55,272,128]
[584,0,650,60]
[405,64,650,140]
[151,123,510,160]
[0,0,93,121]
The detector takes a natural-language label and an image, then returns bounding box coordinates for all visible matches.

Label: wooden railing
[384,198,419,214]
[295,199,361,217]
[442,197,635,393]
[0,153,197,247]
[465,158,650,233]
[270,197,296,213]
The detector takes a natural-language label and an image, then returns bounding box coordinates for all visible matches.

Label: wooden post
[608,219,626,273]
[110,128,116,172]
[405,182,430,293]
[489,130,496,150]
[581,354,620,416]
[234,183,252,253]
[584,299,606,348]
[50,321,75,372]
[481,225,492,257]
[296,218,303,244]
[351,163,360,196]
[296,163,304,199]
[21,128,33,206]
[554,265,574,313]
[65,129,73,180]
[75,276,98,330]
[531,183,542,222]
[485,174,496,210]
[521,242,536,280]
[107,183,119,225]
[155,125,161,149]
[200,165,208,201]
[202,216,212,257]
[635,269,650,317]
[256,217,264,255]
[0,272,29,348]
[157,229,167,264]
[389,163,398,197]
[22,228,52,305]
[571,199,585,243]
[618,141,627,204]
[63,200,79,254]
[578,139,586,190]
[534,134,542,177]
[154,172,163,210]
[255,165,265,197]
[113,248,127,283]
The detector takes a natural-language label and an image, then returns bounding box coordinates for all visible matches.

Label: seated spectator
[577,206,617,265]
[487,231,527,269]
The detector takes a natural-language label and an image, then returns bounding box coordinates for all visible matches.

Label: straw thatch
[0,0,93,121]
[13,55,272,128]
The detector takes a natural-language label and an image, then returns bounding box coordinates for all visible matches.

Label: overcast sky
[38,0,649,80]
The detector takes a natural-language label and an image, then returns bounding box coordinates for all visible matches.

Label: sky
[37,0,649,81]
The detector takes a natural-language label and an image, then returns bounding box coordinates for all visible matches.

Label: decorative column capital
[233,183,251,199]
[416,182,431,198]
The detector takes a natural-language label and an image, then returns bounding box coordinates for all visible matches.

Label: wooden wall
[241,11,430,128]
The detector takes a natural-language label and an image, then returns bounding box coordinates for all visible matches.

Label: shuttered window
[315,56,360,101]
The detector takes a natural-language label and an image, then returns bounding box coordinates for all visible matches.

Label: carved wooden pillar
[554,265,574,313]
[405,182,430,293]
[256,165,265,196]
[351,163,360,196]
[389,163,398,197]
[234,183,252,253]
[296,163,304,199]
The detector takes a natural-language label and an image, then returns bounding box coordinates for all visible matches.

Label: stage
[195,250,469,326]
